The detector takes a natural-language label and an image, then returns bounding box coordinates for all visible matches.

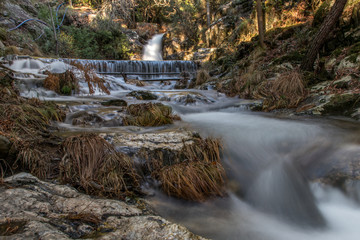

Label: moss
[127,91,158,100]
[348,53,359,63]
[349,42,360,55]
[273,51,305,64]
[322,94,360,116]
[61,85,72,95]
[313,1,331,28]
[0,27,7,41]
[101,99,127,107]
[123,103,175,127]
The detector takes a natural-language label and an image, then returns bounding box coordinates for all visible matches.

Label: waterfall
[142,34,165,61]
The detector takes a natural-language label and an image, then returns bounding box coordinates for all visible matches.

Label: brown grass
[60,134,139,198]
[15,146,50,179]
[44,70,79,95]
[140,137,226,201]
[43,74,61,93]
[69,61,110,95]
[259,69,306,110]
[159,161,225,201]
[196,69,211,86]
[123,103,175,127]
[0,71,65,180]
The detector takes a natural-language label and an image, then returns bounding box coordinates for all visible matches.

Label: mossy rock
[127,91,158,100]
[123,103,174,127]
[322,94,360,116]
[101,99,127,107]
[273,51,305,65]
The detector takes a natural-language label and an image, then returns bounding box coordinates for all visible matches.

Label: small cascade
[143,33,165,61]
[57,59,198,81]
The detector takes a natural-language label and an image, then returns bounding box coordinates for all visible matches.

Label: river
[6,57,360,240]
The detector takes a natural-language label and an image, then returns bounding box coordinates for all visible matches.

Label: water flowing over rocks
[0,173,206,240]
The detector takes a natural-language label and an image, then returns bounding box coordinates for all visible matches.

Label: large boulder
[0,173,207,240]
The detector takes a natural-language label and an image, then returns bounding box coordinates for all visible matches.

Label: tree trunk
[206,1,211,28]
[68,0,72,7]
[256,0,265,48]
[301,0,348,71]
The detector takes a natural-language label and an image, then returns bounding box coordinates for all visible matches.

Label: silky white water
[142,34,165,61]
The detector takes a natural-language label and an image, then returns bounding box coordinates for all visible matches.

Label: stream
[6,57,360,240]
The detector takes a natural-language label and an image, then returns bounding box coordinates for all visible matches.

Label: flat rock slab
[112,130,196,151]
[0,173,206,240]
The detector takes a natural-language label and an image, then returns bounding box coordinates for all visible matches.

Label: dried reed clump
[60,134,139,197]
[159,161,225,201]
[43,74,60,93]
[69,61,110,95]
[259,69,306,110]
[140,137,226,202]
[123,103,175,127]
[196,69,211,86]
[44,70,79,95]
[270,69,306,108]
[235,70,266,98]
[15,146,51,179]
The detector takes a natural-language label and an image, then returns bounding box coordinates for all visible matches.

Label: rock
[0,173,206,240]
[127,91,158,100]
[101,99,128,107]
[0,41,5,50]
[71,111,104,126]
[0,135,11,158]
[113,130,195,153]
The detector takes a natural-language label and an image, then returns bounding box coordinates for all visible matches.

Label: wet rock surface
[0,173,206,240]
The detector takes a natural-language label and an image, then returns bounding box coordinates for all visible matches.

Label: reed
[60,134,139,198]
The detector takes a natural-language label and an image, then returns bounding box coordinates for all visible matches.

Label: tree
[256,0,265,48]
[301,0,348,71]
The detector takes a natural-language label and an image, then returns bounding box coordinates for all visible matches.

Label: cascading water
[142,33,165,61]
[5,56,360,240]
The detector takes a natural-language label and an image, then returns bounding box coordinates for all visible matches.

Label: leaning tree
[301,0,348,71]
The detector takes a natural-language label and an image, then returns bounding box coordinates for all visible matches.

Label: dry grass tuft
[15,146,51,179]
[258,69,306,110]
[44,70,79,95]
[196,69,211,86]
[60,134,139,198]
[69,61,110,95]
[123,103,176,127]
[159,161,225,201]
[140,137,226,201]
[0,71,65,180]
